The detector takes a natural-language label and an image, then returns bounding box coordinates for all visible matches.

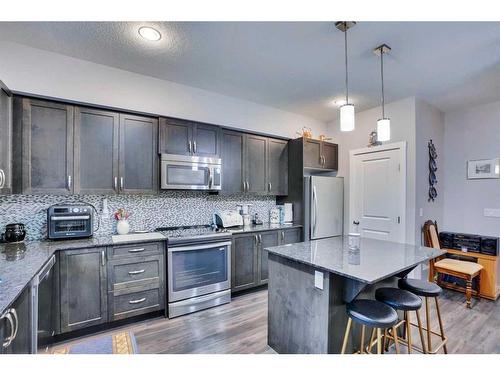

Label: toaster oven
[47,204,94,240]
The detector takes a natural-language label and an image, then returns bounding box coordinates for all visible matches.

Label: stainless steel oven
[167,237,231,318]
[160,154,222,191]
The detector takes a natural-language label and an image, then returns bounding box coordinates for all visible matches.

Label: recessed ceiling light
[138,26,161,41]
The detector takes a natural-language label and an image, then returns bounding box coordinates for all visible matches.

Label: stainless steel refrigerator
[304,176,344,240]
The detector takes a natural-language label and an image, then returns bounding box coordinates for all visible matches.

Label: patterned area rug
[51,331,138,354]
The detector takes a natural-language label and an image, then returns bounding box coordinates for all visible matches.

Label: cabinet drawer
[109,286,163,321]
[108,256,162,290]
[110,242,162,259]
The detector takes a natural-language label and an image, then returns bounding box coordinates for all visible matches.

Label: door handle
[2,310,14,348]
[120,177,124,191]
[101,250,106,266]
[114,177,118,191]
[281,231,285,243]
[128,248,145,253]
[258,234,262,244]
[208,168,212,189]
[67,175,72,190]
[0,169,5,188]
[193,141,197,154]
[188,140,192,154]
[312,185,318,236]
[268,182,272,191]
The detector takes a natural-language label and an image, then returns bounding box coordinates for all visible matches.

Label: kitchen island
[265,236,444,354]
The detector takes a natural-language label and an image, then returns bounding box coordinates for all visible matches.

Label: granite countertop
[0,234,167,315]
[227,222,302,234]
[265,236,445,284]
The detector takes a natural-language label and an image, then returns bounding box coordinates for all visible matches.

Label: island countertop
[265,236,445,284]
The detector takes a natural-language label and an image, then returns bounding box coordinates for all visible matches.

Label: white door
[349,142,406,243]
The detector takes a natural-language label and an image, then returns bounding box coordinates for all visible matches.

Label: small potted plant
[114,208,131,235]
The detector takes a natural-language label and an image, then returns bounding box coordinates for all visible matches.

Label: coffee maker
[237,204,252,226]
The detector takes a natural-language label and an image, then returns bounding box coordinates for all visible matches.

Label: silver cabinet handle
[254,234,258,244]
[193,141,197,154]
[2,310,14,348]
[188,140,192,154]
[128,269,145,275]
[128,248,145,253]
[67,175,72,190]
[114,177,118,191]
[312,185,318,237]
[9,308,18,343]
[208,168,212,189]
[245,181,250,192]
[0,169,5,189]
[268,182,272,191]
[281,231,285,242]
[258,234,262,244]
[101,250,106,266]
[129,297,146,304]
[120,177,124,191]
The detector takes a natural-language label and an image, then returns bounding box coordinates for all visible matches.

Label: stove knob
[73,207,79,213]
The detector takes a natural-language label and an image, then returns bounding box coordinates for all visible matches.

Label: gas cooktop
[155,225,231,245]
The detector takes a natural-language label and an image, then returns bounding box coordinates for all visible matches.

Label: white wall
[0,41,327,138]
[328,97,417,244]
[415,99,445,245]
[443,100,500,237]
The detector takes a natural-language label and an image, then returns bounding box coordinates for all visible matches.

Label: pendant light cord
[380,48,385,118]
[344,23,349,103]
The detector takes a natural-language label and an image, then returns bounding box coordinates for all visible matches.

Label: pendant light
[374,44,391,142]
[335,22,356,132]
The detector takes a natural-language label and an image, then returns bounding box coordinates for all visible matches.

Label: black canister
[2,223,27,243]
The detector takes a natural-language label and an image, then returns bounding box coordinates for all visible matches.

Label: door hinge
[398,163,401,172]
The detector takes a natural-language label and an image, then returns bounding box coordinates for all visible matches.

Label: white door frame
[349,141,407,242]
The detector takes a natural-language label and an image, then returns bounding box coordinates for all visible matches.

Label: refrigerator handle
[312,185,318,237]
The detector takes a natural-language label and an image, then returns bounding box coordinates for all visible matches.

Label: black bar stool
[341,299,399,354]
[375,287,427,354]
[398,278,448,354]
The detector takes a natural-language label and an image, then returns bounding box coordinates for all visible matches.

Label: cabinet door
[221,130,244,193]
[245,134,268,193]
[74,107,119,194]
[193,123,220,157]
[119,114,158,194]
[322,142,338,170]
[231,234,258,292]
[20,98,74,194]
[267,138,288,195]
[8,286,32,354]
[158,118,193,155]
[281,227,302,245]
[303,139,322,169]
[0,315,7,354]
[59,248,107,333]
[258,231,280,285]
[0,83,12,194]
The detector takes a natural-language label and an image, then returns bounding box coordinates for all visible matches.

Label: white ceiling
[1,21,500,122]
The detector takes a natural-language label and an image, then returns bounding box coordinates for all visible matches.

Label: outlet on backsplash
[0,192,277,241]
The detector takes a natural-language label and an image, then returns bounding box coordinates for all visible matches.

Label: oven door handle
[168,241,232,252]
[50,215,90,221]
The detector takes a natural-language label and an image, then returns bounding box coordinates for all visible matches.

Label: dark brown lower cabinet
[232,227,302,292]
[59,247,108,333]
[0,286,32,354]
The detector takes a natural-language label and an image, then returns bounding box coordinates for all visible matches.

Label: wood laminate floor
[51,287,500,354]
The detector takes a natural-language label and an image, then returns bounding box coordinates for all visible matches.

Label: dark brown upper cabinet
[0,81,12,195]
[302,138,338,171]
[221,130,288,195]
[267,138,288,196]
[119,114,158,194]
[159,118,220,158]
[74,107,119,195]
[221,129,245,193]
[245,134,268,193]
[13,98,74,194]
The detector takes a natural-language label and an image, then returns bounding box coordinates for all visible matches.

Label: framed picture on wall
[467,158,500,179]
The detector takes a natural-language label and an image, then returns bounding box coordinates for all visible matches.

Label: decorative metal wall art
[428,140,437,202]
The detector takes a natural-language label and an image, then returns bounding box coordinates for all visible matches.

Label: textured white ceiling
[1,21,500,122]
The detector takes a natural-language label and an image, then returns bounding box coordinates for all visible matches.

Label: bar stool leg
[405,312,412,354]
[434,297,448,354]
[381,328,387,353]
[425,297,432,353]
[392,326,400,354]
[360,325,366,354]
[376,328,382,354]
[341,317,353,354]
[367,328,376,353]
[415,309,427,354]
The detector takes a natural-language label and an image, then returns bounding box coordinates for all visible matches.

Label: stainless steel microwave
[160,154,222,191]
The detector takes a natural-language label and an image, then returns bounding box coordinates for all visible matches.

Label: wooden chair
[423,220,483,308]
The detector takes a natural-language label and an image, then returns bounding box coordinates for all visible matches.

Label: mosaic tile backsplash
[0,192,277,241]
